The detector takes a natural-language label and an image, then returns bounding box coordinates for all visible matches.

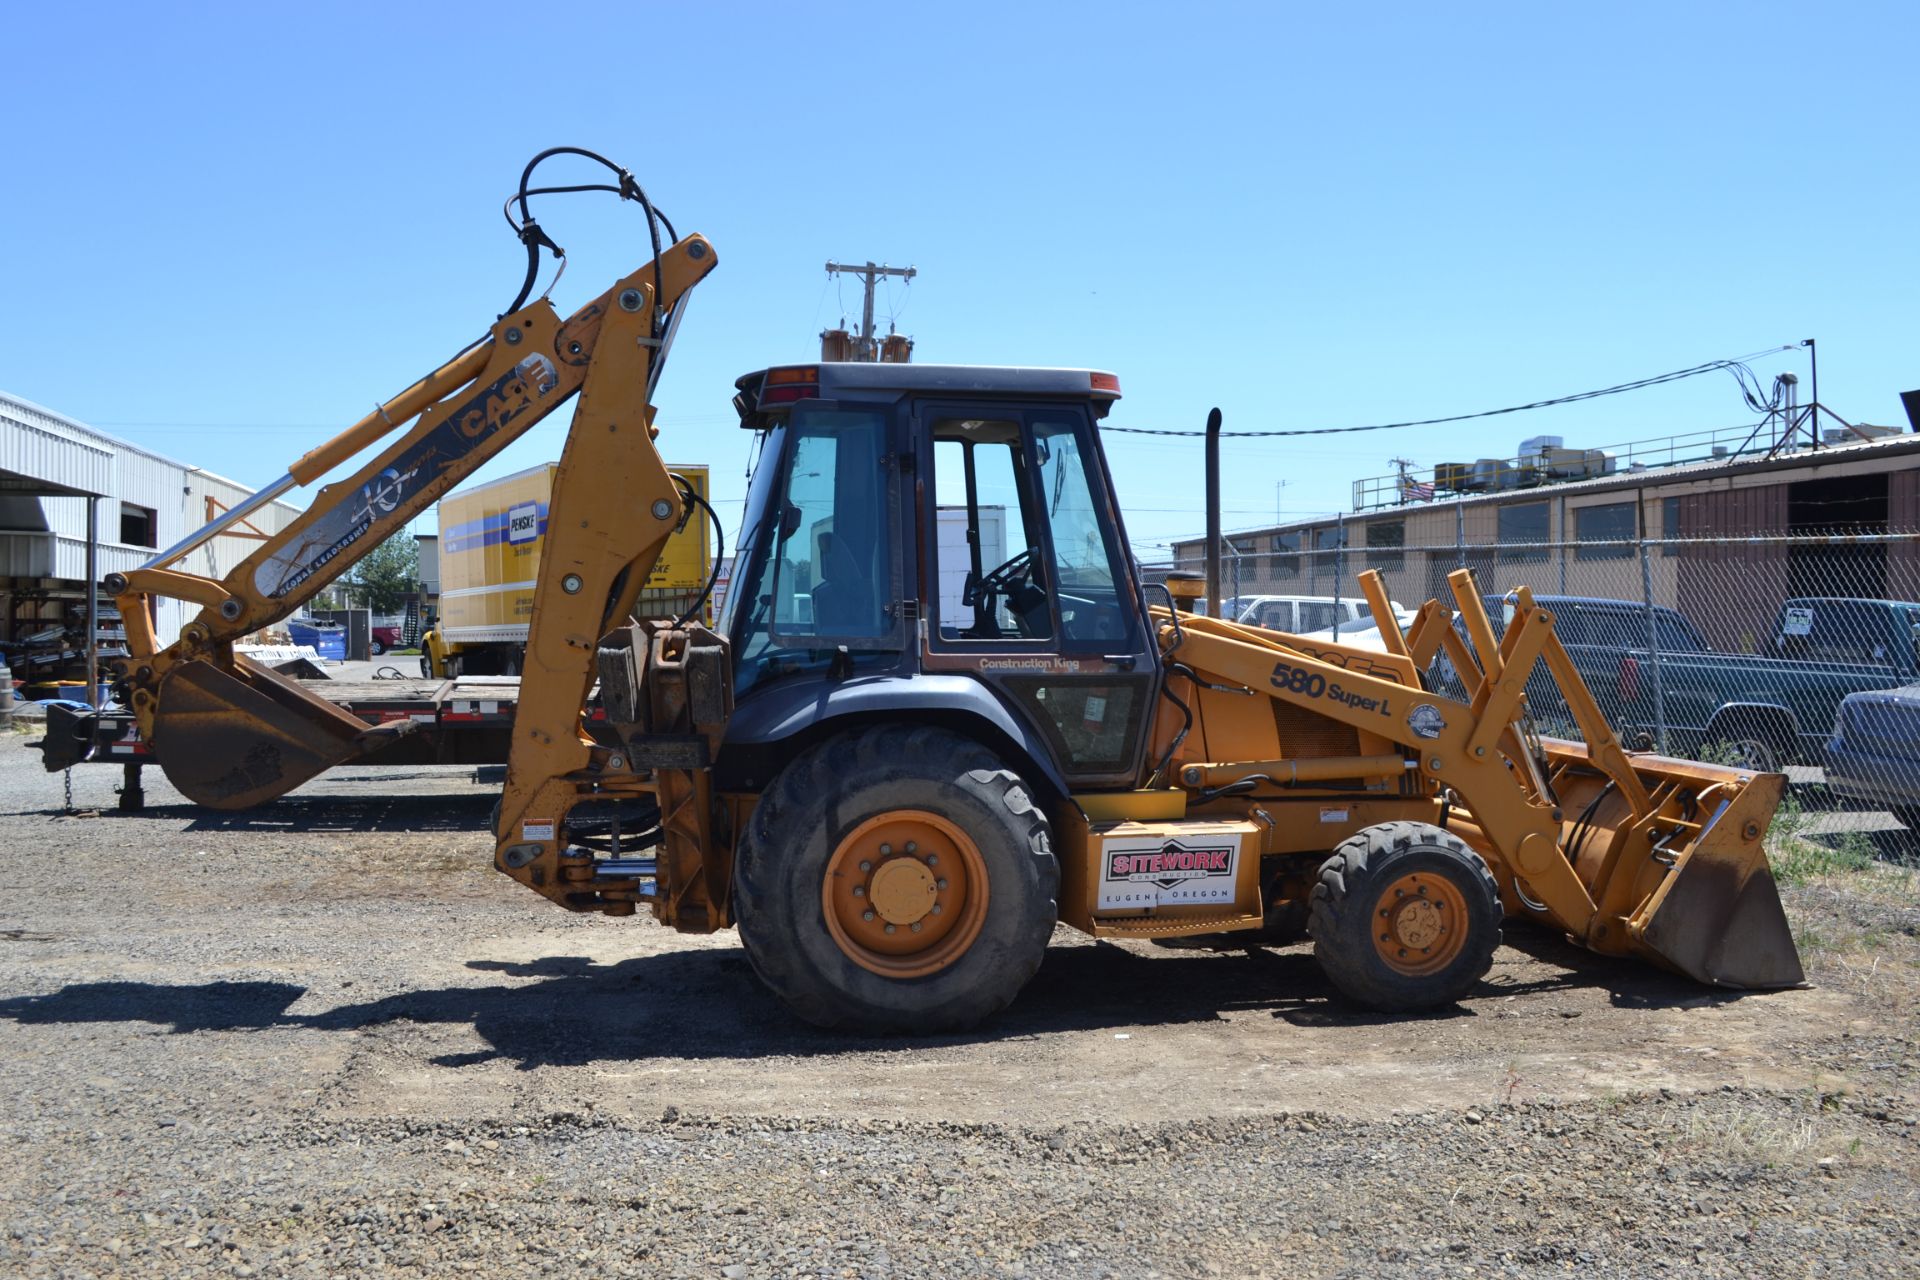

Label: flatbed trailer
[40,677,551,811]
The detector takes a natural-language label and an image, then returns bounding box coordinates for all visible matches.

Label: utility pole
[824,260,916,361]
[1390,457,1418,502]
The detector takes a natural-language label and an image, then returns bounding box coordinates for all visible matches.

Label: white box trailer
[935,504,1006,629]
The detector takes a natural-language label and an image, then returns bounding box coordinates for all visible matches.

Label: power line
[1101,345,1802,438]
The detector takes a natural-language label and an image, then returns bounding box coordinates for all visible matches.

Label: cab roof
[733,362,1121,402]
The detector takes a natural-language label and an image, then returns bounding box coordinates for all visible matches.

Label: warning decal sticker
[1097,834,1240,910]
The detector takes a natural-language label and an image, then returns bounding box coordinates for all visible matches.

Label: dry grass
[1680,1105,1825,1165]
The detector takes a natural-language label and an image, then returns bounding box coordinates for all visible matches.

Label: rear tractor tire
[1307,821,1501,1013]
[734,726,1058,1033]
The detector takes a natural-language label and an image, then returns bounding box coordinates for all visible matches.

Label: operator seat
[810,532,873,632]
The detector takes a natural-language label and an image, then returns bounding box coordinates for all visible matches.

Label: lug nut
[910,922,922,933]
[936,879,948,890]
[931,904,943,915]
[859,860,872,872]
[879,844,892,856]
[862,911,875,922]
[905,842,917,854]
[884,924,896,935]
[853,886,865,897]
[926,854,939,867]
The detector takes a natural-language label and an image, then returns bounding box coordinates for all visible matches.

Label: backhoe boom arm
[111,236,717,813]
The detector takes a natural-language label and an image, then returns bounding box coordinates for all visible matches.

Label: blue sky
[4,2,1914,560]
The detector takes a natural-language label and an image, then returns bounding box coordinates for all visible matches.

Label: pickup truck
[1443,594,1920,771]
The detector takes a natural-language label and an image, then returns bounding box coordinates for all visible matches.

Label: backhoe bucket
[1547,750,1804,989]
[149,656,386,809]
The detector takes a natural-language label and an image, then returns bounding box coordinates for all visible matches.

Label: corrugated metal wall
[1677,484,1788,651]
[1888,471,1920,604]
[0,396,114,496]
[3,392,302,647]
[183,470,300,581]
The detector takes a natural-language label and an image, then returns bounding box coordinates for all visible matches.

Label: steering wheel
[964,549,1047,638]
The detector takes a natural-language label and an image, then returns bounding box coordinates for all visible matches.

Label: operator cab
[721,363,1155,789]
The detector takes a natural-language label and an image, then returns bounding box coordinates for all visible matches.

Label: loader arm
[109,235,717,814]
[1151,567,1802,989]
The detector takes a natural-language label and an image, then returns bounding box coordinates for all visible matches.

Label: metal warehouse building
[1170,421,1920,653]
[1,391,301,659]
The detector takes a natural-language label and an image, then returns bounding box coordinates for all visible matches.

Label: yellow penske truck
[422,462,712,677]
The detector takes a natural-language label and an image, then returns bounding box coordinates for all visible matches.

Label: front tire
[1308,821,1501,1012]
[734,726,1058,1032]
[370,640,386,657]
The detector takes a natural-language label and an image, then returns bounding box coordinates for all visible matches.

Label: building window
[1662,495,1681,556]
[1268,531,1300,578]
[1497,501,1549,563]
[119,503,157,548]
[1311,526,1344,588]
[1366,519,1404,570]
[1574,501,1637,560]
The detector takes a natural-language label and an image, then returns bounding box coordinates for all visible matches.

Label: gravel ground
[1,732,1916,1278]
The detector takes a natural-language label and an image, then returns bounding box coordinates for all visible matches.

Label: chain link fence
[1151,530,1920,849]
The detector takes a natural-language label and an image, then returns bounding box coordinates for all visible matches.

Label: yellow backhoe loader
[103,149,1802,1030]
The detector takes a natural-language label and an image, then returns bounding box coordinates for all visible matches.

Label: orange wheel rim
[821,810,990,978]
[1371,871,1469,976]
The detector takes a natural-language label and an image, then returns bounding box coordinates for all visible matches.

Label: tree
[345,532,419,613]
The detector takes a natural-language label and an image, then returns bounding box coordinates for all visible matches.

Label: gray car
[1825,683,1920,827]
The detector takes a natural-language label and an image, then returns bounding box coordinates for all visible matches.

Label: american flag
[1399,475,1435,501]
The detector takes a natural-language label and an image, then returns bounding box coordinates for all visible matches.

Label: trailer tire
[735,726,1057,1033]
[1308,821,1500,1013]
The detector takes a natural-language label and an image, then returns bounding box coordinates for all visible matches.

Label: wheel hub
[1393,897,1444,950]
[1373,871,1469,976]
[821,809,990,978]
[869,858,937,925]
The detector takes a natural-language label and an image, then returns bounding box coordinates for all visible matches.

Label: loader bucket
[1625,770,1804,988]
[1546,749,1804,990]
[149,656,377,809]
[1412,572,1804,991]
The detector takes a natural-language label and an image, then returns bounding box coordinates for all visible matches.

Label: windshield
[716,424,785,640]
[727,406,900,695]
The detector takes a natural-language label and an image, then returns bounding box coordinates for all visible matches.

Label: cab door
[915,400,1157,788]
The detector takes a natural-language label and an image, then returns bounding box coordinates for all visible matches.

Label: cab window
[1031,418,1130,646]
[730,406,899,695]
[931,420,1051,641]
[929,414,1132,649]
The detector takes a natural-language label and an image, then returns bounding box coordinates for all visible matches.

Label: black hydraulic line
[1148,673,1195,788]
[1566,779,1618,866]
[503,147,677,321]
[673,476,726,627]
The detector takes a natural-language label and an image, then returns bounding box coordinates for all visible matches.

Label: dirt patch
[3,738,1916,1277]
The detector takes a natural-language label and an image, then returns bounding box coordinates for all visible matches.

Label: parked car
[1236,594,1414,636]
[1439,594,1920,770]
[1825,683,1920,826]
[369,623,404,656]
